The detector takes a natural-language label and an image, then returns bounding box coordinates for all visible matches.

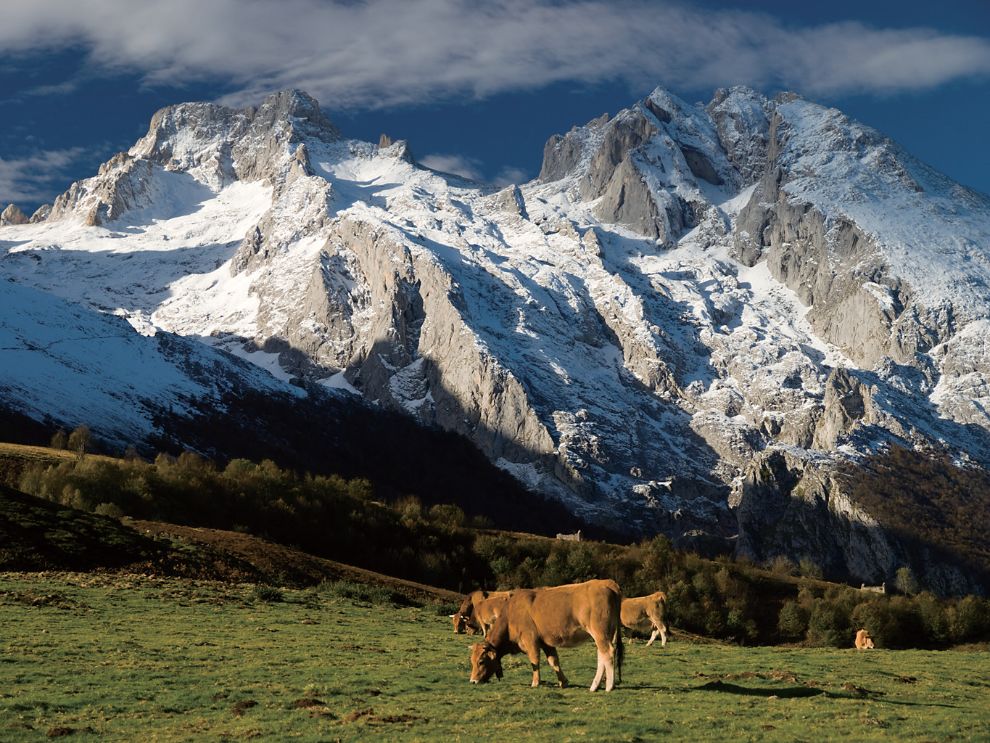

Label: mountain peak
[248,89,338,141]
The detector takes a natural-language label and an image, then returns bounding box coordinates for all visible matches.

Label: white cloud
[0,148,86,206]
[419,154,484,181]
[493,167,530,187]
[0,1,987,109]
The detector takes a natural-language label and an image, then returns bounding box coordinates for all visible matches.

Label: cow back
[506,579,621,649]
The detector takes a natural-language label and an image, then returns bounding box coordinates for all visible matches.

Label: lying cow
[621,591,669,647]
[469,578,624,692]
[854,628,875,650]
[451,590,511,635]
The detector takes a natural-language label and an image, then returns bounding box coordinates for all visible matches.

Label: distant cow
[855,629,875,650]
[556,530,582,542]
[621,591,669,647]
[451,590,511,635]
[469,579,623,692]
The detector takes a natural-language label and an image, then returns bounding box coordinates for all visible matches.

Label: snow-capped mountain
[2,87,989,589]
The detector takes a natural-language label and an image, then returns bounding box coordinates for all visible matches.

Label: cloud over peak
[2,1,988,109]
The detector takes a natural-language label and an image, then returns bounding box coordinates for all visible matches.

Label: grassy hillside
[5,441,990,648]
[1,572,988,741]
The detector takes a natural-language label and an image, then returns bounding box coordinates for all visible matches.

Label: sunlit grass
[1,572,988,741]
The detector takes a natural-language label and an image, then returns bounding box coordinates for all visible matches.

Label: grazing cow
[469,579,623,692]
[620,591,669,647]
[451,590,511,635]
[854,628,875,650]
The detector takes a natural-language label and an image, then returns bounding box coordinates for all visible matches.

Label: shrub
[768,555,797,577]
[807,599,851,647]
[50,429,68,450]
[94,502,125,518]
[253,585,284,603]
[778,600,809,640]
[895,566,920,596]
[798,557,823,579]
[67,425,92,455]
[948,596,990,643]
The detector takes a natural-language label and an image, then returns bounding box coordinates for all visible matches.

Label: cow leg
[590,653,605,692]
[603,642,616,692]
[590,637,607,693]
[647,625,658,647]
[660,624,668,647]
[544,646,569,688]
[591,634,617,692]
[526,647,541,688]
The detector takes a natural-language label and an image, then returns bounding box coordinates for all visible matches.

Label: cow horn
[448,613,457,618]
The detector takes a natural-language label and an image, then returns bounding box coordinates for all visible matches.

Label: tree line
[15,442,990,648]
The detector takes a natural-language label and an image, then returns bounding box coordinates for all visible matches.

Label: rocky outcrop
[812,368,873,449]
[132,89,338,185]
[324,219,560,468]
[0,204,28,226]
[706,87,771,184]
[29,204,51,223]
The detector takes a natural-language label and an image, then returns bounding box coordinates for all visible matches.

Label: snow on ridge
[0,280,297,444]
[775,98,990,320]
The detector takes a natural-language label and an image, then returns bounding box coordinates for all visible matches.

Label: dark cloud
[0,148,85,204]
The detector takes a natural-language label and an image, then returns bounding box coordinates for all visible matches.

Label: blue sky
[1,0,988,213]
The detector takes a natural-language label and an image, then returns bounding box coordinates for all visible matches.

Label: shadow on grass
[693,680,823,698]
[692,681,962,708]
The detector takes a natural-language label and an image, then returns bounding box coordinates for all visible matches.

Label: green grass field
[1,573,988,741]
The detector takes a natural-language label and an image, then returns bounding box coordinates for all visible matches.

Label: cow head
[864,635,875,649]
[451,612,478,634]
[469,642,503,683]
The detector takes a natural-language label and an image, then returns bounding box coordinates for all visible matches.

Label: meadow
[2,573,988,741]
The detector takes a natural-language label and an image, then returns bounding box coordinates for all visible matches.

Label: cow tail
[614,623,624,685]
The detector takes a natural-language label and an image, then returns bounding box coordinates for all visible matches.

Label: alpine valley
[3,87,989,593]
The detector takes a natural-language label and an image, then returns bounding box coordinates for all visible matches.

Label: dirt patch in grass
[291,698,325,709]
[340,707,424,726]
[0,589,81,610]
[231,700,258,716]
[342,707,375,723]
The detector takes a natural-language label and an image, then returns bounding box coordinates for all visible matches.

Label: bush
[768,555,797,577]
[94,502,125,518]
[67,425,92,455]
[798,557,823,579]
[895,566,920,596]
[807,599,851,647]
[50,429,68,450]
[320,580,405,606]
[778,600,809,640]
[253,585,284,603]
[948,596,990,643]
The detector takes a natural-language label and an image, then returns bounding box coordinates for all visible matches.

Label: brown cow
[469,579,623,692]
[854,628,875,650]
[621,591,669,647]
[451,590,511,635]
